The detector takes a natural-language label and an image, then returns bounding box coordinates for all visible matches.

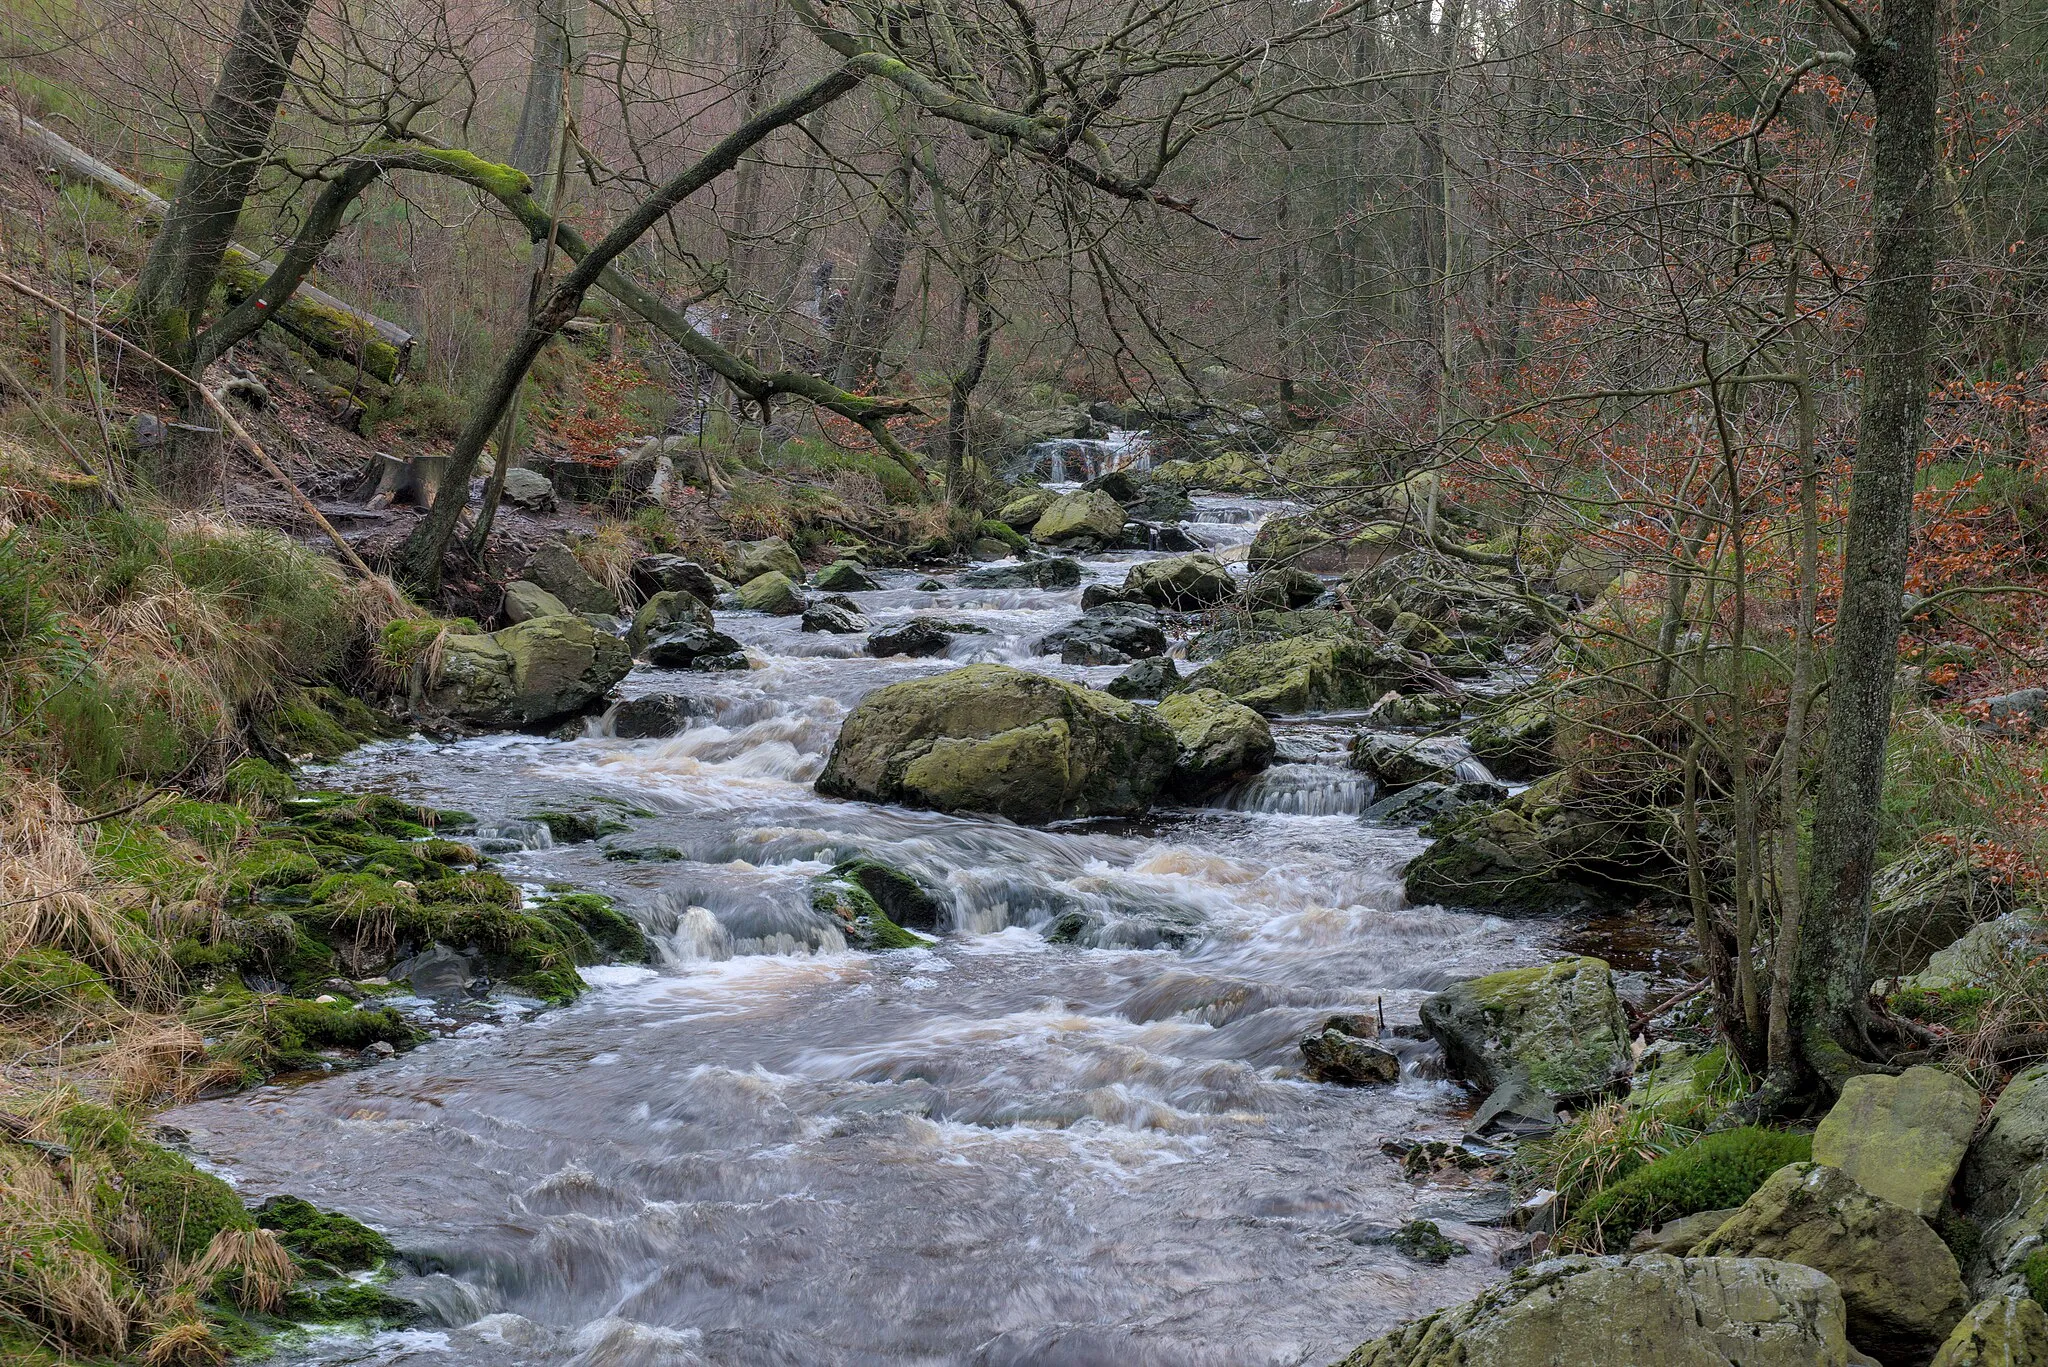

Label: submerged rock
[829,857,949,932]
[1036,614,1168,665]
[1696,1162,1970,1360]
[814,663,1178,822]
[1122,553,1238,610]
[626,589,715,655]
[959,557,1084,589]
[1107,656,1181,700]
[736,570,805,615]
[429,614,632,727]
[1155,687,1274,795]
[1332,1254,1876,1367]
[1419,956,1631,1103]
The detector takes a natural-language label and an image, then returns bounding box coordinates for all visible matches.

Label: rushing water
[164,495,1568,1367]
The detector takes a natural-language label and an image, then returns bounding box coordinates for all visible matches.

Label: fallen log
[2,105,416,383]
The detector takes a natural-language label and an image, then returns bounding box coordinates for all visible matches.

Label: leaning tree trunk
[1786,0,1942,1091]
[829,136,917,391]
[132,0,317,365]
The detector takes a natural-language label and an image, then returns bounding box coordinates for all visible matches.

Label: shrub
[1567,1126,1812,1251]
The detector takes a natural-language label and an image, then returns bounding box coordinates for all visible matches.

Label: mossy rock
[426,614,632,727]
[810,877,934,950]
[828,857,948,932]
[256,1194,393,1272]
[736,570,805,615]
[224,756,296,805]
[1419,956,1631,1101]
[522,808,629,843]
[1183,634,1408,716]
[60,1105,257,1262]
[1569,1127,1814,1250]
[976,519,1028,552]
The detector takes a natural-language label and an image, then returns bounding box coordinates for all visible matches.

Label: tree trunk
[1787,0,1942,1090]
[132,0,317,364]
[829,134,917,391]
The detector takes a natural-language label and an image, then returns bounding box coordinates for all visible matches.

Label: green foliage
[1891,985,1992,1030]
[0,948,114,1011]
[362,380,468,444]
[2025,1249,2048,1310]
[776,436,924,503]
[1568,1127,1812,1250]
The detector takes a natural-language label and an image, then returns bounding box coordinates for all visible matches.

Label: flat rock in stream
[959,558,1084,589]
[1035,614,1168,665]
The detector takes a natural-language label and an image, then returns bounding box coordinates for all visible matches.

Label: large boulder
[959,558,1084,590]
[428,615,631,727]
[1352,733,1475,790]
[626,589,715,655]
[1249,516,1403,574]
[1333,1254,1878,1367]
[814,559,879,592]
[1868,845,2013,979]
[1903,914,2044,993]
[1960,1064,2048,1296]
[1402,772,1647,914]
[502,579,568,625]
[736,571,804,615]
[1122,553,1238,610]
[1812,1066,1980,1219]
[1031,489,1125,546]
[501,466,556,511]
[1695,1162,1971,1360]
[631,554,719,605]
[814,663,1177,823]
[993,488,1057,531]
[1154,688,1274,795]
[525,541,617,614]
[734,536,804,583]
[1468,699,1559,780]
[1182,635,1407,715]
[1931,1296,2048,1367]
[1244,566,1323,611]
[1035,614,1168,666]
[1419,956,1630,1103]
[611,693,700,739]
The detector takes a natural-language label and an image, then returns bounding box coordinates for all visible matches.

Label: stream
[165,494,1581,1367]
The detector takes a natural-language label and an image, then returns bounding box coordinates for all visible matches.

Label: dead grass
[574,520,640,608]
[1,777,164,1002]
[0,1145,139,1355]
[188,1227,294,1313]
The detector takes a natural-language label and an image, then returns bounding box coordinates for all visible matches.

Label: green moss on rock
[1570,1127,1813,1249]
[256,1194,393,1271]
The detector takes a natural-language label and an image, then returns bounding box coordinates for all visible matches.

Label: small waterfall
[1019,429,1151,483]
[1214,764,1375,817]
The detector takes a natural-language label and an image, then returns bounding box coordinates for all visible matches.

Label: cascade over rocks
[1419,956,1631,1104]
[610,693,700,738]
[428,615,632,727]
[814,663,1178,822]
[1695,1162,1971,1360]
[1332,1254,1878,1367]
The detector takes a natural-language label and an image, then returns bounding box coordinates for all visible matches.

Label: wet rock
[1044,900,1205,950]
[1123,552,1239,610]
[502,579,568,625]
[611,693,700,739]
[525,541,617,614]
[802,601,870,634]
[1084,599,1161,624]
[866,617,980,658]
[736,570,805,615]
[1080,581,1145,610]
[735,536,804,583]
[1696,1162,1970,1360]
[813,559,880,592]
[994,488,1057,530]
[626,589,715,655]
[1031,489,1125,546]
[915,578,945,592]
[644,626,748,671]
[601,841,683,862]
[1389,1219,1466,1264]
[1402,772,1635,915]
[959,557,1084,589]
[1420,956,1631,1102]
[501,466,556,512]
[1958,1063,2048,1296]
[1363,780,1503,825]
[810,875,934,950]
[392,944,478,1002]
[1366,690,1462,728]
[1244,566,1323,611]
[1868,845,2013,979]
[828,857,948,932]
[631,554,720,605]
[1468,699,1558,780]
[1301,1019,1399,1085]
[1331,1254,1876,1367]
[1184,635,1409,715]
[429,615,632,727]
[1107,656,1181,700]
[1812,1066,1979,1219]
[1249,516,1403,574]
[1931,1295,2048,1367]
[1118,521,1203,552]
[1035,614,1168,666]
[1155,687,1274,795]
[814,663,1178,822]
[1351,733,1473,789]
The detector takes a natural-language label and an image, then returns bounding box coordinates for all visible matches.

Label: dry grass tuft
[188,1226,295,1313]
[575,520,641,607]
[1,777,165,1001]
[0,1146,139,1354]
[138,1289,226,1367]
[104,1017,209,1107]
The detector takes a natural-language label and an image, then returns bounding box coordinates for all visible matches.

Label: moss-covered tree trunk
[1787,0,1942,1090]
[132,0,316,365]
